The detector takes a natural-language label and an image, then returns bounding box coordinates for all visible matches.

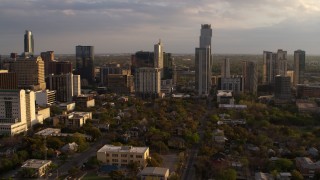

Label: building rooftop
[140,167,169,176]
[217,90,232,97]
[21,159,51,169]
[97,144,148,154]
[35,128,61,136]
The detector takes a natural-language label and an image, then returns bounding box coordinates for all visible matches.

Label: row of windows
[107,154,142,158]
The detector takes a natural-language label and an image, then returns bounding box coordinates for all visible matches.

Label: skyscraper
[135,67,161,98]
[274,75,291,100]
[276,49,287,76]
[293,50,306,86]
[195,24,212,96]
[221,58,230,78]
[154,40,163,69]
[40,51,54,76]
[75,45,94,84]
[24,30,34,55]
[242,61,258,95]
[10,56,46,91]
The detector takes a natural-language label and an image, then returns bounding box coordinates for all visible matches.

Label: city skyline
[0,0,320,55]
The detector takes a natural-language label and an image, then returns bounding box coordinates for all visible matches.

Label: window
[121,154,127,157]
[112,154,118,157]
[112,159,118,162]
[136,155,143,158]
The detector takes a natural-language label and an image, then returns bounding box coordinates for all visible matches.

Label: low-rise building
[59,102,76,112]
[139,167,169,180]
[21,159,52,177]
[0,121,27,136]
[74,94,95,108]
[295,157,320,178]
[53,111,92,128]
[97,145,149,167]
[217,90,234,104]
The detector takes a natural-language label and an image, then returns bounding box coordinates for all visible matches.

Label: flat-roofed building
[106,74,134,94]
[74,94,95,108]
[295,157,320,178]
[35,90,56,106]
[140,167,169,180]
[10,56,46,91]
[297,84,320,98]
[21,159,52,177]
[53,111,92,128]
[97,145,149,167]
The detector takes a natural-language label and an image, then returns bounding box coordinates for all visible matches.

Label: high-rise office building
[274,75,291,100]
[135,67,161,98]
[276,49,287,76]
[73,75,81,96]
[47,73,80,102]
[40,51,54,76]
[195,24,212,96]
[0,70,18,89]
[242,61,258,95]
[163,52,174,80]
[75,45,94,84]
[24,30,34,55]
[10,56,46,91]
[221,58,230,78]
[293,50,306,86]
[154,40,163,69]
[0,89,28,135]
[263,51,276,84]
[48,61,72,75]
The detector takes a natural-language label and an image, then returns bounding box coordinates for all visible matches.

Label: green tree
[291,170,303,180]
[109,170,125,180]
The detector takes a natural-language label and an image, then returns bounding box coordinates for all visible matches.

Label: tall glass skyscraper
[195,24,212,96]
[24,30,34,55]
[293,50,306,86]
[75,45,94,84]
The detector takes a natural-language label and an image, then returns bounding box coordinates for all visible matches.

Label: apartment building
[21,159,52,177]
[97,145,149,167]
[53,111,92,128]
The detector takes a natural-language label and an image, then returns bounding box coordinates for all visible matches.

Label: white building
[35,90,56,106]
[53,111,92,128]
[73,74,81,96]
[135,67,161,98]
[97,145,149,167]
[154,40,163,69]
[0,89,28,135]
[21,159,52,177]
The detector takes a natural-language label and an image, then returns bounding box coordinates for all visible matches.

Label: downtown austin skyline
[0,0,320,55]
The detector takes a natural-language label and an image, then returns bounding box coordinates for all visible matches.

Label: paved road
[49,135,109,179]
[182,96,213,180]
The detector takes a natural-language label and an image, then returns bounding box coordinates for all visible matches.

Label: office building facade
[24,30,34,55]
[195,24,212,96]
[135,67,161,98]
[293,50,306,86]
[263,49,288,85]
[47,73,79,102]
[242,61,258,94]
[274,75,291,100]
[75,45,94,84]
[0,70,17,89]
[10,56,46,91]
[40,51,54,76]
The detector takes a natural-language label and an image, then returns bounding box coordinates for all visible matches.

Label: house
[61,142,78,153]
[21,159,52,177]
[139,167,169,180]
[308,147,319,157]
[295,157,320,178]
[97,145,149,167]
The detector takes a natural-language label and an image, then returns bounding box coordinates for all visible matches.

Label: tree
[18,168,37,178]
[291,170,303,180]
[47,137,64,149]
[216,168,237,180]
[109,170,125,180]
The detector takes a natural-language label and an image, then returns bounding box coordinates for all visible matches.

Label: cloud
[0,0,319,54]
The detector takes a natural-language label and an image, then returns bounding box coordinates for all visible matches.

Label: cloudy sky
[0,0,319,55]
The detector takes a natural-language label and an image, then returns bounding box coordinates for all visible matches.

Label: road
[49,135,110,179]
[182,96,213,180]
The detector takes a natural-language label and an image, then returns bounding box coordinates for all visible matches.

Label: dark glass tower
[24,30,34,55]
[75,45,95,84]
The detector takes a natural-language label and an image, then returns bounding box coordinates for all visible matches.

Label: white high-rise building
[135,67,161,98]
[73,75,81,96]
[154,40,163,69]
[25,90,36,128]
[195,24,212,96]
[0,89,28,135]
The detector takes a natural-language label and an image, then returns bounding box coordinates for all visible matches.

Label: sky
[0,0,320,55]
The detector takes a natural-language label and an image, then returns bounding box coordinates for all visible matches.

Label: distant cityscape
[1,25,320,179]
